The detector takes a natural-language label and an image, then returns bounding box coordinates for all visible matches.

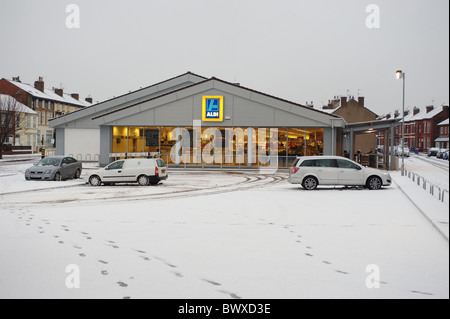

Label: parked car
[288,156,392,190]
[436,149,449,159]
[427,148,440,157]
[25,156,82,181]
[85,158,168,186]
[443,150,449,160]
[395,146,410,157]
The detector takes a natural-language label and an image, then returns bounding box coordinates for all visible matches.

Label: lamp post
[396,70,406,176]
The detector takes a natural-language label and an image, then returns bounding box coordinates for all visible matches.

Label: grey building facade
[49,72,346,168]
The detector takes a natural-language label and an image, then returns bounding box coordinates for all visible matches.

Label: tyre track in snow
[411,156,449,172]
[2,172,288,207]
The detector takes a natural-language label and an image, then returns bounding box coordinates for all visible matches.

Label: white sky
[0,0,448,116]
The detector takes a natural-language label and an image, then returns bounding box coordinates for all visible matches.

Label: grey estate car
[25,156,82,181]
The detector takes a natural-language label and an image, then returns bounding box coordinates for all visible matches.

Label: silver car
[25,156,82,181]
[288,156,392,190]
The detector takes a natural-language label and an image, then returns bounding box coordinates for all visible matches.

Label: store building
[49,72,346,167]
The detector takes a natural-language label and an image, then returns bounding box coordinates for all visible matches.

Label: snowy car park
[0,154,448,299]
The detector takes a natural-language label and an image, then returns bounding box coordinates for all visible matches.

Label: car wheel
[367,176,382,190]
[302,176,318,190]
[89,175,102,186]
[137,175,149,186]
[54,172,62,181]
[74,169,81,179]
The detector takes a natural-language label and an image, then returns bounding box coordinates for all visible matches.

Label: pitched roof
[0,94,37,114]
[49,71,207,127]
[91,75,342,121]
[4,79,93,108]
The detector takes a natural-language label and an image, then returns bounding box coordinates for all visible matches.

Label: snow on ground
[0,155,448,299]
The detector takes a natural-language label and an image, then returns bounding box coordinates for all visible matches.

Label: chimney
[54,88,64,97]
[34,77,44,92]
[71,93,79,100]
[85,97,93,104]
[340,96,347,108]
[358,96,365,107]
[426,105,434,113]
[413,107,420,115]
[12,76,21,83]
[394,110,399,118]
[386,114,391,119]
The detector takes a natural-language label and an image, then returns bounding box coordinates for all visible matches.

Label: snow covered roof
[0,94,37,114]
[5,79,93,108]
[383,106,448,122]
[438,118,449,126]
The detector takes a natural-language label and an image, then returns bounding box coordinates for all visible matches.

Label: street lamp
[396,70,406,176]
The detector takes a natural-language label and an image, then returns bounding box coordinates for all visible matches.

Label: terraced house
[0,76,94,152]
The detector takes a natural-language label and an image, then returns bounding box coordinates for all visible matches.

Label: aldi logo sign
[202,96,223,122]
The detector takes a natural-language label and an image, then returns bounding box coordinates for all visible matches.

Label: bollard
[41,148,45,159]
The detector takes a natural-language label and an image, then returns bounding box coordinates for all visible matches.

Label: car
[436,149,449,159]
[288,156,392,190]
[427,148,440,157]
[25,156,82,181]
[395,146,410,157]
[85,158,168,186]
[442,150,449,160]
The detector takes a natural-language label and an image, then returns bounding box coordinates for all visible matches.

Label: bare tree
[0,95,27,159]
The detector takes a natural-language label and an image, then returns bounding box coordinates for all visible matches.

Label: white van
[85,158,168,186]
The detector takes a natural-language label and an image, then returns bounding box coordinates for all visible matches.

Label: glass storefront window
[112,127,128,154]
[143,127,160,153]
[128,127,143,153]
[288,128,305,156]
[111,126,324,167]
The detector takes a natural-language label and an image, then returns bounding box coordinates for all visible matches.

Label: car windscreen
[36,158,61,166]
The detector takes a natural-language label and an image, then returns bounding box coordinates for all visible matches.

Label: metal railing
[404,168,449,203]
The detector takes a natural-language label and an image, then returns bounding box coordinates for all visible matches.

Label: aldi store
[50,72,345,168]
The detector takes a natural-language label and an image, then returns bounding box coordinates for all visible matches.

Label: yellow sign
[202,96,223,122]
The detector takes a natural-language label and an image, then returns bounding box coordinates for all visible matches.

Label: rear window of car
[156,159,166,167]
[300,159,317,167]
[291,158,300,167]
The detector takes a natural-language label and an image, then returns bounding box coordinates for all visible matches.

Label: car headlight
[44,170,52,174]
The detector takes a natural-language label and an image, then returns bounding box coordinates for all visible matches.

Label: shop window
[112,127,128,154]
[127,127,143,153]
[143,127,160,153]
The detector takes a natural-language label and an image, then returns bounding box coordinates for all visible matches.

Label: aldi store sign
[202,96,223,122]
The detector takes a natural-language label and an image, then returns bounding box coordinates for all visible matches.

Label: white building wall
[64,128,100,162]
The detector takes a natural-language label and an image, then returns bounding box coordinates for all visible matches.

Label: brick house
[0,76,94,151]
[436,118,449,149]
[378,105,449,152]
[322,96,378,154]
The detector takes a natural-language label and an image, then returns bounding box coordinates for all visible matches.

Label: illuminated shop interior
[112,126,324,167]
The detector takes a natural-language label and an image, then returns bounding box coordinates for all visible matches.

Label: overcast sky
[0,0,448,115]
